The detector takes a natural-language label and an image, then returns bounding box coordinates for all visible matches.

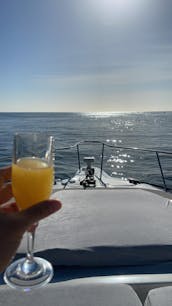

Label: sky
[0,0,172,112]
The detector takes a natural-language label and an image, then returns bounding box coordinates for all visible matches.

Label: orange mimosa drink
[12,157,53,210]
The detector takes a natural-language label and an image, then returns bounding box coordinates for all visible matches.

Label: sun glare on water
[83,112,129,118]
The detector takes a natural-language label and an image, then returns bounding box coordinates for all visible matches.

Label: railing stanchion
[156,152,167,191]
[100,143,105,180]
[77,144,81,171]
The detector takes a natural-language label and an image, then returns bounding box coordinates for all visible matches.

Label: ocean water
[0,112,172,189]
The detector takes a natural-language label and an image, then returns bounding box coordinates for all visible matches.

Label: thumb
[19,200,62,230]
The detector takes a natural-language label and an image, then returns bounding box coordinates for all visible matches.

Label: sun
[89,0,146,25]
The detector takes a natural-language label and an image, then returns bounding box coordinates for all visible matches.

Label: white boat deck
[16,187,172,272]
[4,186,169,302]
[1,181,172,303]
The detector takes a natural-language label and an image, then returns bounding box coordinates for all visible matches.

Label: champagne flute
[4,133,54,290]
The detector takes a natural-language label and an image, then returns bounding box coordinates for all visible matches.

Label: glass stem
[26,229,35,262]
[20,228,39,276]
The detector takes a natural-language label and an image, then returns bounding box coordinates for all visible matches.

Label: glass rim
[13,133,54,164]
[13,132,54,138]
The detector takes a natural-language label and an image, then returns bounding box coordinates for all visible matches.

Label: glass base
[4,257,53,291]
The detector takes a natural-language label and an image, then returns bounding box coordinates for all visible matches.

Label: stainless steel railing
[0,140,172,191]
[55,140,172,191]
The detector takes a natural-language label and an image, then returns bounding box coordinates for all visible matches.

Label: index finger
[19,200,62,229]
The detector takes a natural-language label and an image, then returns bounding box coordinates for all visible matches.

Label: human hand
[0,166,62,273]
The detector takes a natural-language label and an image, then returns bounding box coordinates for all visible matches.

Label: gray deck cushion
[17,188,172,266]
[0,282,142,306]
[144,286,172,306]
